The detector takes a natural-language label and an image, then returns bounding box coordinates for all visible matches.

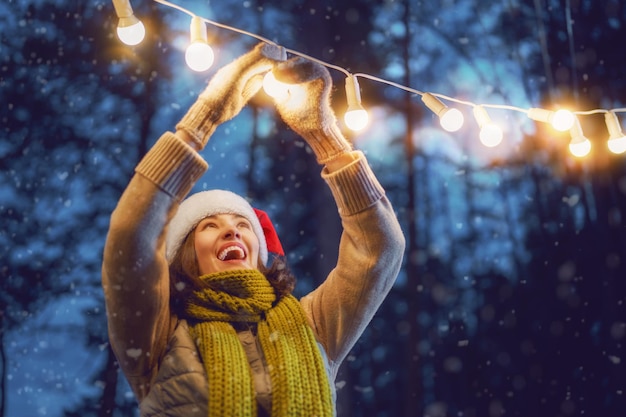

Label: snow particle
[126,348,142,359]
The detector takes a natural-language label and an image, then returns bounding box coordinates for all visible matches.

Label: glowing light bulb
[343,75,369,131]
[569,140,591,157]
[117,20,145,46]
[185,16,214,72]
[421,93,464,132]
[479,125,503,147]
[608,136,626,154]
[473,105,503,147]
[568,117,591,158]
[439,108,464,132]
[113,0,145,46]
[344,109,369,131]
[551,109,575,131]
[186,42,214,72]
[262,71,290,100]
[527,108,575,131]
[605,111,626,154]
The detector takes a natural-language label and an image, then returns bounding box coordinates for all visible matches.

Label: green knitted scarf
[183,269,333,417]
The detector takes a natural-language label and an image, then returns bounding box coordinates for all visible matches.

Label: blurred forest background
[1,0,626,416]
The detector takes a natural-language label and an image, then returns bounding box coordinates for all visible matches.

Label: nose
[222,224,241,239]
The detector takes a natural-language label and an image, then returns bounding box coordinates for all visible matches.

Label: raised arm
[311,152,405,375]
[270,58,406,377]
[101,43,285,398]
[102,133,206,396]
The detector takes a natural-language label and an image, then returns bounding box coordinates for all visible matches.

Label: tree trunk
[0,328,6,417]
[402,1,422,414]
[98,346,119,417]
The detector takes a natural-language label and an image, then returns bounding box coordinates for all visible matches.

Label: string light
[112,0,145,46]
[473,105,503,147]
[112,0,626,158]
[185,16,214,72]
[527,108,576,131]
[344,75,369,131]
[421,93,464,132]
[605,111,626,154]
[568,117,591,157]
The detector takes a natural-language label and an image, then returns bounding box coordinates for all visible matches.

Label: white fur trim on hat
[166,189,268,265]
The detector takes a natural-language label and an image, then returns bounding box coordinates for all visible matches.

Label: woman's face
[193,213,260,275]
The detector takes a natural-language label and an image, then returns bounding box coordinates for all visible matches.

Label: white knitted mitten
[272,57,352,164]
[177,42,286,149]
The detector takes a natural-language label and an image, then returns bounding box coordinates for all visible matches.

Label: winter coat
[138,320,336,416]
[101,131,405,416]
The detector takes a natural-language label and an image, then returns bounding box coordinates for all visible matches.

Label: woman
[102,42,405,416]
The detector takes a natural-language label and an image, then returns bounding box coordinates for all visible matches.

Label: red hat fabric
[253,208,285,257]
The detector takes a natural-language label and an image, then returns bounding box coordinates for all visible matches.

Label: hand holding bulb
[176,43,286,149]
[271,57,353,164]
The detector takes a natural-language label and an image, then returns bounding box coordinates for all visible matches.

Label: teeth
[218,246,245,261]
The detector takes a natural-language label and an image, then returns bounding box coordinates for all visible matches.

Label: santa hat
[166,189,284,265]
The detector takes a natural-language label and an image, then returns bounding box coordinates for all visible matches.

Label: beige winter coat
[101,131,405,415]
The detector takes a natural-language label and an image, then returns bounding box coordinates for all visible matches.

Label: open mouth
[217,245,246,261]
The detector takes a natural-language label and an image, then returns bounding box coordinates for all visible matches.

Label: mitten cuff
[303,124,353,164]
[175,99,219,149]
[135,131,208,201]
[322,151,385,216]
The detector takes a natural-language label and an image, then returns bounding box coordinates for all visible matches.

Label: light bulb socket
[527,107,553,123]
[118,14,141,28]
[472,105,491,128]
[189,16,208,43]
[569,117,587,144]
[113,0,135,19]
[605,111,625,139]
[422,93,447,117]
[345,75,365,111]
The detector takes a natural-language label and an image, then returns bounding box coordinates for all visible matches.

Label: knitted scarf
[183,269,333,417]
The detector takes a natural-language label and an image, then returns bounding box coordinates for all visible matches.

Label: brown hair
[168,227,297,315]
